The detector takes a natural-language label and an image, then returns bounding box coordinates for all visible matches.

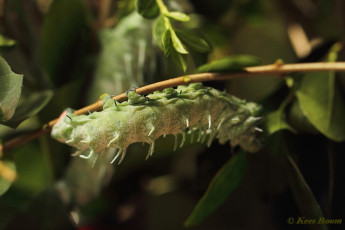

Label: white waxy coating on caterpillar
[51,83,262,164]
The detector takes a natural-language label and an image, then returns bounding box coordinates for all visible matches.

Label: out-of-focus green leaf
[153,16,166,48]
[165,11,190,22]
[41,0,90,85]
[176,30,212,53]
[135,0,159,19]
[296,72,345,141]
[5,90,53,128]
[184,151,247,227]
[288,101,319,134]
[162,29,172,56]
[286,154,327,230]
[0,161,16,196]
[0,34,16,47]
[170,29,189,54]
[171,48,187,72]
[197,55,261,73]
[0,56,23,123]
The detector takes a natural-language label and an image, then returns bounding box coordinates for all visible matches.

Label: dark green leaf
[0,161,16,196]
[170,29,189,54]
[5,90,53,128]
[296,72,345,141]
[197,55,261,73]
[165,11,190,21]
[41,0,90,85]
[287,101,319,134]
[153,16,166,48]
[135,0,159,19]
[286,154,327,230]
[171,48,187,72]
[175,29,212,53]
[184,152,247,227]
[162,29,172,56]
[0,56,23,122]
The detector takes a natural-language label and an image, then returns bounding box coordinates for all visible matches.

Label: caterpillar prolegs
[51,83,262,164]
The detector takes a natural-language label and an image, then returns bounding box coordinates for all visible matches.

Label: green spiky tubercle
[51,83,262,164]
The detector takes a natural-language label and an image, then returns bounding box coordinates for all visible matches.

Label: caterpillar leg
[80,149,94,159]
[110,149,121,164]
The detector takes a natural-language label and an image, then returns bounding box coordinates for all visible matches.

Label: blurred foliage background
[0,0,345,229]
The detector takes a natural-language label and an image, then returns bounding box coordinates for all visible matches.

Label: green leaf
[170,28,189,54]
[0,161,16,196]
[197,55,261,73]
[175,29,212,53]
[165,11,190,21]
[162,29,172,56]
[153,16,166,48]
[41,0,90,85]
[266,109,296,135]
[0,56,23,122]
[135,0,159,19]
[286,154,327,230]
[296,72,345,141]
[4,90,53,128]
[184,152,247,227]
[171,48,187,72]
[0,34,16,47]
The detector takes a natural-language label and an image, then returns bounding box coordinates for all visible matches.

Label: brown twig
[1,62,345,153]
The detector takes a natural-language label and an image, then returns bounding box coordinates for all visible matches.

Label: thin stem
[1,61,345,153]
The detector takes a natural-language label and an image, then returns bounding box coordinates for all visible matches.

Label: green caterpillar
[51,83,262,164]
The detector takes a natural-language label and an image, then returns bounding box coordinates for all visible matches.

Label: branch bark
[1,62,345,153]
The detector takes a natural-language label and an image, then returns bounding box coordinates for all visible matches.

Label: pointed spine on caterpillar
[51,83,262,164]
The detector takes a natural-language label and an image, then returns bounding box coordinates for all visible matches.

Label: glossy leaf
[165,11,190,22]
[0,161,16,196]
[286,154,327,230]
[5,90,53,128]
[296,72,345,141]
[0,56,23,123]
[176,29,212,53]
[135,0,159,19]
[184,152,247,227]
[162,29,172,56]
[171,48,187,72]
[197,55,261,73]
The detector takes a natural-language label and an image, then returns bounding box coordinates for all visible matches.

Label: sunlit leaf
[286,154,327,230]
[0,56,23,123]
[0,34,16,48]
[165,11,190,22]
[135,0,159,19]
[184,152,247,227]
[296,72,345,141]
[197,55,261,73]
[175,29,212,53]
[170,29,189,54]
[0,161,16,196]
